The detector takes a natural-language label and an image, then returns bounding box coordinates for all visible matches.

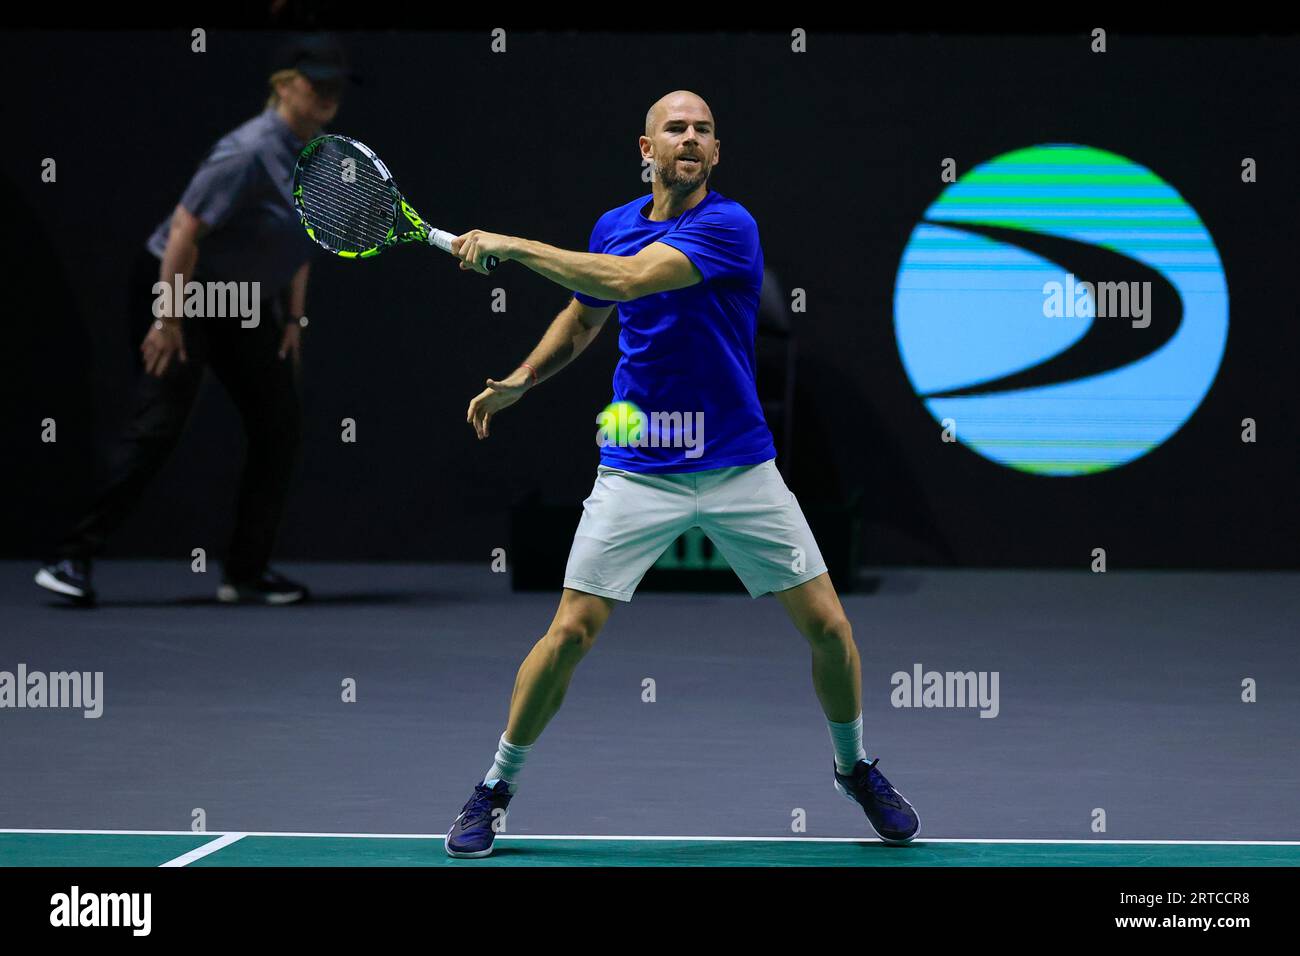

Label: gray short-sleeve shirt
[146,108,316,297]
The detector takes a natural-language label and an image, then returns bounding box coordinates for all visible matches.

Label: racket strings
[297,144,399,252]
[299,149,391,217]
[299,169,392,249]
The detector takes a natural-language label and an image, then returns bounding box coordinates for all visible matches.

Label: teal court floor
[3,831,1298,867]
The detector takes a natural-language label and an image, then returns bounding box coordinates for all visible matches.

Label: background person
[35,35,354,605]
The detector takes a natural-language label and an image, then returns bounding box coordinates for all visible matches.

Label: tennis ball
[596,400,646,447]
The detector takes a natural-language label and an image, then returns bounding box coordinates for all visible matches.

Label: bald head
[641,89,720,196]
[645,90,715,137]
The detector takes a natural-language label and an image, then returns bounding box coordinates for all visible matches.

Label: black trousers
[57,251,302,582]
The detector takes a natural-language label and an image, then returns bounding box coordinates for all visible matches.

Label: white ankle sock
[827,714,869,775]
[483,733,532,793]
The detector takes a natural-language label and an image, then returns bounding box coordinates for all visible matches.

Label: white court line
[158,833,246,867]
[1,829,1298,846]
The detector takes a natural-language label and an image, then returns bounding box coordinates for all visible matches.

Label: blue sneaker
[445,779,514,858]
[834,758,920,845]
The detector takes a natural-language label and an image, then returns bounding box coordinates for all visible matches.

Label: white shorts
[563,459,829,601]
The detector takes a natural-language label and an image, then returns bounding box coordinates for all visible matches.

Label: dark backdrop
[2,30,1296,568]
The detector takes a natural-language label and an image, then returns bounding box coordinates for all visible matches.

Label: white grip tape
[428,228,456,254]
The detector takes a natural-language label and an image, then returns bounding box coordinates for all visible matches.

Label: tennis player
[446,91,919,856]
[34,36,352,606]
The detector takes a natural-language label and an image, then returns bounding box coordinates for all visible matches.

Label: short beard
[655,156,711,192]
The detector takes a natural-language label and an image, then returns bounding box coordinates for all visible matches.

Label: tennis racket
[292,133,498,270]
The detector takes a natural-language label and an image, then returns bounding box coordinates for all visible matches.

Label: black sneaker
[217,569,309,605]
[35,559,96,605]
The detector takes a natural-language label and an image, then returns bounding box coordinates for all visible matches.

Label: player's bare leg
[774,571,860,722]
[776,569,920,843]
[446,587,614,857]
[503,588,615,744]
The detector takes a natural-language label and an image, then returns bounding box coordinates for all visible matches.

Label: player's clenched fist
[451,230,512,274]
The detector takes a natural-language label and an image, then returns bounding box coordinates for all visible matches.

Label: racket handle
[429,228,499,272]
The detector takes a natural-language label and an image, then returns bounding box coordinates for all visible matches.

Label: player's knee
[545,619,599,657]
[810,613,853,649]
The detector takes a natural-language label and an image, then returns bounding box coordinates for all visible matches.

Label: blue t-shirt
[574,190,776,474]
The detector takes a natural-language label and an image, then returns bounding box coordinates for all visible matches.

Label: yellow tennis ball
[596,400,646,447]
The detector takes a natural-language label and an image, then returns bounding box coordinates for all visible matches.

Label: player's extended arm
[453,231,701,302]
[466,298,613,440]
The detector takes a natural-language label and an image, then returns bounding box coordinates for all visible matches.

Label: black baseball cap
[270,33,361,86]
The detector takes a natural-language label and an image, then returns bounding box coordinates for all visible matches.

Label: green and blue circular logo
[894,144,1229,475]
